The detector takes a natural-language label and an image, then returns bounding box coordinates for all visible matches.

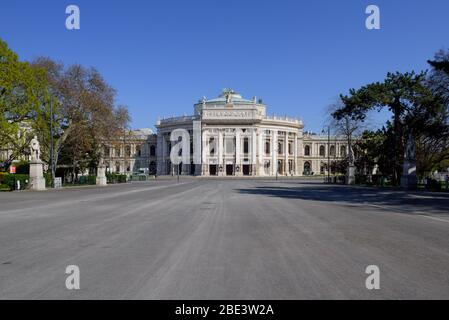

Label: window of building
[304,161,311,175]
[150,145,156,157]
[330,145,336,157]
[104,146,110,157]
[319,145,325,157]
[115,162,121,173]
[126,145,131,157]
[278,142,283,155]
[225,137,235,155]
[264,160,271,175]
[265,140,270,155]
[340,146,347,157]
[304,145,310,156]
[289,142,293,155]
[136,145,141,157]
[243,137,249,154]
[209,137,215,156]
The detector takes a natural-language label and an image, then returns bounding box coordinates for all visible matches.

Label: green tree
[0,38,51,168]
[333,71,442,185]
[31,57,131,182]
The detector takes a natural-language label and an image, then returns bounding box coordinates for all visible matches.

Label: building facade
[154,89,348,177]
[102,128,157,175]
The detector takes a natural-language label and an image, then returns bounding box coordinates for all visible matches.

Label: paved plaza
[0,179,448,299]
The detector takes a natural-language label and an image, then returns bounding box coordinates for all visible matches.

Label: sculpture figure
[30,135,40,161]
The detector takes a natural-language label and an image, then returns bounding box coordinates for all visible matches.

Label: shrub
[2,174,29,190]
[106,173,127,184]
[87,175,96,185]
[0,172,8,184]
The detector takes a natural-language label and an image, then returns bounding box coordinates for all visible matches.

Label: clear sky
[1,0,448,133]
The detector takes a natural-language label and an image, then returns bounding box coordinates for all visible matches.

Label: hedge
[0,173,29,191]
[106,173,127,184]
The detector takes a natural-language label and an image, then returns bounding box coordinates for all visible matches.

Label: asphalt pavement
[0,178,448,299]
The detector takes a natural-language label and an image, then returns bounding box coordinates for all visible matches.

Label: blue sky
[1,0,448,132]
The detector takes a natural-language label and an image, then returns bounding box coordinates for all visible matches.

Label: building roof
[198,89,260,105]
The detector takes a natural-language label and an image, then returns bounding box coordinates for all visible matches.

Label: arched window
[319,145,325,157]
[149,161,156,174]
[304,161,311,175]
[126,145,131,157]
[330,145,336,157]
[320,163,325,174]
[340,146,346,157]
[304,145,310,156]
[150,145,156,157]
[265,141,270,155]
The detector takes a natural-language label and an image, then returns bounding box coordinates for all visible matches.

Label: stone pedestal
[96,166,107,186]
[347,165,356,185]
[401,160,417,190]
[29,160,46,191]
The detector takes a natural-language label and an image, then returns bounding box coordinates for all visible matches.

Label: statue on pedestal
[401,132,417,189]
[346,144,356,185]
[28,136,46,190]
[30,135,41,161]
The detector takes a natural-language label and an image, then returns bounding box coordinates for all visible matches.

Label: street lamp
[49,97,55,188]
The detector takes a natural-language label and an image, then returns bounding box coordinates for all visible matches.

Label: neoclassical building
[153,89,348,177]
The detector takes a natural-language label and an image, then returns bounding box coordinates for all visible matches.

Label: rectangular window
[209,138,215,156]
[265,140,270,155]
[225,137,235,155]
[243,137,249,154]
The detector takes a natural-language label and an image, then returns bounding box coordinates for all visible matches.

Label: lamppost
[322,126,330,184]
[49,97,55,188]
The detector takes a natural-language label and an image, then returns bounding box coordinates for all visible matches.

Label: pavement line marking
[366,204,449,224]
[0,181,195,215]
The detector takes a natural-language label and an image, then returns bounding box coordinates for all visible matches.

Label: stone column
[284,135,288,176]
[218,129,224,176]
[293,133,298,176]
[156,133,163,175]
[192,121,202,176]
[271,130,278,176]
[235,129,241,176]
[251,129,257,176]
[201,129,207,175]
[258,129,264,176]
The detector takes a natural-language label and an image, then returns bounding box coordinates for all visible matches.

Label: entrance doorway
[226,164,234,176]
[242,165,250,176]
[209,165,217,176]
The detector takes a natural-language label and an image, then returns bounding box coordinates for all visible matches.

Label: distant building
[154,89,348,176]
[102,128,157,175]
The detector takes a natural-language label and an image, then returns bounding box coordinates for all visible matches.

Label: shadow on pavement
[236,184,449,216]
